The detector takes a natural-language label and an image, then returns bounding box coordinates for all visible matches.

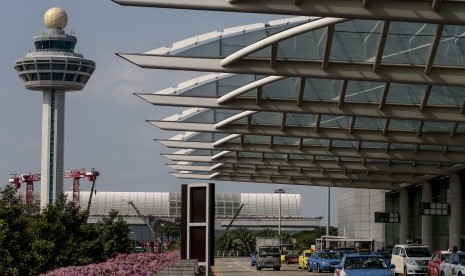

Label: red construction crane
[63,168,99,208]
[64,169,85,206]
[8,173,41,205]
[8,168,98,208]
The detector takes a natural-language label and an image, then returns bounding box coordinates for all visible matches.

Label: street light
[130,231,137,248]
[274,189,287,237]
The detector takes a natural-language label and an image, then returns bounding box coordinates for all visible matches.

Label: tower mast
[14,7,96,210]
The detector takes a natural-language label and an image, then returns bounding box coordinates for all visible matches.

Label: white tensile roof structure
[112,0,465,191]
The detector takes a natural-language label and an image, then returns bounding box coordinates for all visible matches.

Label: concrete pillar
[40,90,65,211]
[449,173,462,249]
[421,181,433,248]
[399,187,410,244]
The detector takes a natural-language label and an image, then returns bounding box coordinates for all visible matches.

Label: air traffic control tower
[14,7,95,210]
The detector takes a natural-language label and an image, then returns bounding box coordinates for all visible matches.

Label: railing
[214,251,254,258]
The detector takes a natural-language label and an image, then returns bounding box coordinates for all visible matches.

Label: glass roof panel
[304,79,342,100]
[332,140,359,147]
[320,115,351,129]
[273,136,300,145]
[423,121,455,133]
[429,86,465,107]
[433,25,465,67]
[390,143,416,150]
[314,156,338,161]
[261,77,301,100]
[264,153,288,159]
[362,141,386,149]
[244,134,271,144]
[189,149,219,156]
[302,138,328,146]
[448,146,465,153]
[251,111,283,125]
[330,20,380,62]
[180,74,261,97]
[290,154,315,160]
[354,117,385,131]
[456,123,465,134]
[420,144,446,152]
[178,23,306,58]
[286,113,317,127]
[340,157,364,162]
[344,81,385,103]
[389,119,420,131]
[382,22,435,65]
[386,83,426,105]
[238,151,262,158]
[185,132,229,142]
[277,27,326,60]
[182,109,243,123]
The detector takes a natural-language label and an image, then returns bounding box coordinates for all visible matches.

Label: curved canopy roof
[114,0,465,190]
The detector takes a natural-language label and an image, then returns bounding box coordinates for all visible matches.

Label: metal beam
[136,94,465,123]
[171,173,400,190]
[120,54,465,87]
[150,121,465,147]
[170,164,422,183]
[156,139,465,163]
[165,154,450,175]
[111,0,465,25]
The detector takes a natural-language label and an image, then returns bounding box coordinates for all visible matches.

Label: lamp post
[274,189,286,237]
[130,231,137,248]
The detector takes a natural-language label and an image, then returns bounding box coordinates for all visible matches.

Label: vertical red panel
[190,187,206,223]
[190,227,206,262]
[181,184,187,259]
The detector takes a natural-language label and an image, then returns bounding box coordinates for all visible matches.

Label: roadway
[211,257,333,276]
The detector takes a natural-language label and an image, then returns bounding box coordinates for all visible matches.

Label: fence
[214,251,254,258]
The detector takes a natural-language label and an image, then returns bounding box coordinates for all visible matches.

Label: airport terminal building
[110,0,465,252]
[22,191,321,241]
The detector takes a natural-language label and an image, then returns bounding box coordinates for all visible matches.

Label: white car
[440,252,465,276]
[391,244,431,275]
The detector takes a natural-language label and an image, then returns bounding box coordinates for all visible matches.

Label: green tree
[0,186,33,275]
[256,228,278,238]
[95,209,132,259]
[215,227,255,253]
[29,194,100,274]
[153,218,180,243]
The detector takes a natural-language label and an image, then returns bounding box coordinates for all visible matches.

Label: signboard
[374,212,400,223]
[418,202,449,216]
[132,247,147,254]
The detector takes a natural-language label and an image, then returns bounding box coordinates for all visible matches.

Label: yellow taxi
[298,249,315,269]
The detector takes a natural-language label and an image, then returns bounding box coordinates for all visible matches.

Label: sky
[0,0,338,226]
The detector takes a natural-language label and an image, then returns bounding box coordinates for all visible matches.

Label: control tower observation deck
[14,7,95,210]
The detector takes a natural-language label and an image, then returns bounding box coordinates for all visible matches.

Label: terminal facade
[113,1,465,253]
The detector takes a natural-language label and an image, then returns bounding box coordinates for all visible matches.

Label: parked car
[307,250,340,273]
[377,250,393,267]
[439,252,465,276]
[391,244,431,275]
[428,250,451,276]
[336,247,357,259]
[335,251,395,276]
[284,250,300,264]
[298,249,314,269]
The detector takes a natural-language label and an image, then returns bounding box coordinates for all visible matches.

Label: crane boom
[226,203,245,231]
[127,200,157,240]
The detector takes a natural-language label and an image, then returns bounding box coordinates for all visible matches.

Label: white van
[391,244,432,275]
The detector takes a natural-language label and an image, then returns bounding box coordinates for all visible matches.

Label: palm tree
[232,227,255,252]
[256,228,278,238]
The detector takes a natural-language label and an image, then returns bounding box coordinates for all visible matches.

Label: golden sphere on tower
[44,7,68,30]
